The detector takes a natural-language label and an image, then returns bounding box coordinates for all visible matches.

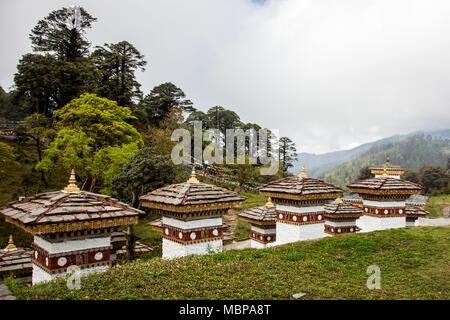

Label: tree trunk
[126,225,135,263]
[89,177,97,192]
[130,185,136,208]
[81,177,88,191]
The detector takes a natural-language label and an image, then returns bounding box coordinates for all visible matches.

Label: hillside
[318,135,450,190]
[293,129,450,177]
[6,226,449,300]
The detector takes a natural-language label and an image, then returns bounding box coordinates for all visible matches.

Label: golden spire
[4,235,17,252]
[186,167,200,184]
[297,165,308,178]
[63,169,81,193]
[385,155,390,166]
[265,197,275,207]
[380,167,389,179]
[334,197,343,204]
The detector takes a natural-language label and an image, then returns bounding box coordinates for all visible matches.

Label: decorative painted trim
[32,258,111,275]
[5,216,138,235]
[32,242,112,258]
[348,188,420,196]
[259,191,342,201]
[32,247,111,274]
[324,224,359,235]
[276,210,325,225]
[162,225,223,244]
[362,206,406,217]
[250,230,276,244]
[268,198,330,207]
[41,227,118,242]
[141,201,243,213]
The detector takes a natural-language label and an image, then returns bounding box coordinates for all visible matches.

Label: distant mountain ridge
[318,134,450,190]
[292,129,450,177]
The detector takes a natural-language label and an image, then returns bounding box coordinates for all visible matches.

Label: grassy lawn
[425,194,450,218]
[6,226,449,300]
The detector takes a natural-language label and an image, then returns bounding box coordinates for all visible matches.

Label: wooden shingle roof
[258,176,343,199]
[0,191,143,234]
[140,182,246,211]
[405,206,429,217]
[348,177,422,193]
[0,247,32,277]
[406,194,429,206]
[238,198,276,223]
[324,200,363,216]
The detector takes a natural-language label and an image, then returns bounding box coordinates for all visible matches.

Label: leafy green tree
[91,41,147,107]
[205,106,242,143]
[14,7,99,114]
[279,137,297,173]
[419,166,449,194]
[30,6,96,59]
[0,87,27,120]
[54,93,143,149]
[111,147,179,207]
[138,82,193,127]
[357,166,373,180]
[402,170,420,184]
[13,54,58,116]
[15,113,56,186]
[38,93,143,191]
[0,142,20,182]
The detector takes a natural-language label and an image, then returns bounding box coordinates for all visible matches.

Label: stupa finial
[297,165,308,178]
[4,234,17,252]
[63,169,81,193]
[186,166,200,184]
[334,197,343,204]
[265,197,275,207]
[386,155,390,166]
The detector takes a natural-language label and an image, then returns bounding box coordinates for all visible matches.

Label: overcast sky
[1,0,449,154]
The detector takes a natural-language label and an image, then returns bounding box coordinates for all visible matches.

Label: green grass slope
[425,194,450,218]
[6,226,449,300]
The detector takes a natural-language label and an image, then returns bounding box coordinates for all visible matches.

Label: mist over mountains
[292,129,450,181]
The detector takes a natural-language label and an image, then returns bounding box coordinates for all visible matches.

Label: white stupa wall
[363,200,405,208]
[32,263,109,285]
[162,238,222,259]
[374,174,400,179]
[32,235,112,285]
[356,215,405,232]
[250,240,269,249]
[34,235,110,254]
[324,220,357,227]
[274,204,327,245]
[276,204,324,214]
[275,221,326,245]
[162,216,222,229]
[251,225,276,234]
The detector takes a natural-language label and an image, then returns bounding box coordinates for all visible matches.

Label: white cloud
[1,0,450,153]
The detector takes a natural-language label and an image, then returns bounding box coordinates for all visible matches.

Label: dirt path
[418,217,450,226]
[0,283,16,300]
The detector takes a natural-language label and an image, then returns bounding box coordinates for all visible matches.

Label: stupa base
[275,221,326,245]
[162,238,222,259]
[32,263,110,285]
[356,215,405,232]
